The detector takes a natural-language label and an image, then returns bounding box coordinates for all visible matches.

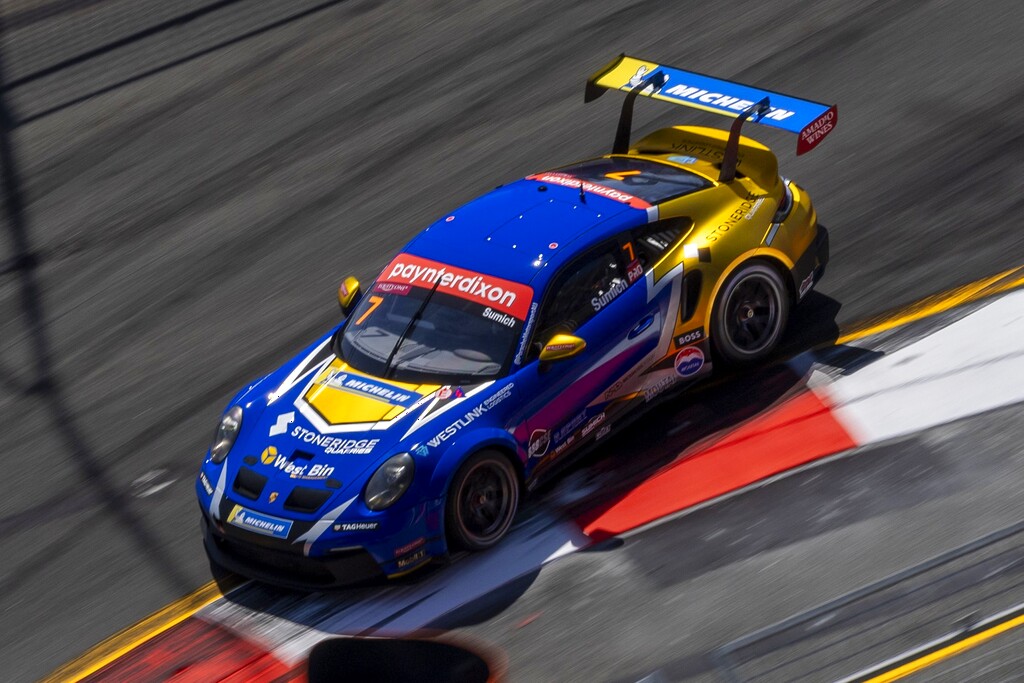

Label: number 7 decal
[355,295,383,325]
[622,241,636,262]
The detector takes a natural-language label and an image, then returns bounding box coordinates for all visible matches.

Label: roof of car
[403,158,710,291]
[402,178,637,290]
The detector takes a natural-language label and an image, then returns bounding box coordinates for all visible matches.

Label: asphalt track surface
[1,0,1023,680]
[446,388,1024,682]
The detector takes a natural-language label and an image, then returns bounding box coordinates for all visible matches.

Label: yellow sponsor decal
[303,360,441,426]
[260,446,278,464]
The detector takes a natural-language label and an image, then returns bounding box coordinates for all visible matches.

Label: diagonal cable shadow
[6,0,254,89]
[0,16,196,593]
[0,0,354,596]
[9,0,349,125]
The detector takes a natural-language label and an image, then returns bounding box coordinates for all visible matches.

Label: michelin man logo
[628,65,648,87]
[627,65,668,93]
[269,411,295,437]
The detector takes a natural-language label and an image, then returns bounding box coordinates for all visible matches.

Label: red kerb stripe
[576,390,857,541]
[82,616,301,682]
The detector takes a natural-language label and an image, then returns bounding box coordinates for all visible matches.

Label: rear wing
[586,55,837,180]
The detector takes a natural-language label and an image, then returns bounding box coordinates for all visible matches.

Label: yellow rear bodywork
[624,124,821,356]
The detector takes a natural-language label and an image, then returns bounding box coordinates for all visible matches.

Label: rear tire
[445,450,519,552]
[711,262,790,365]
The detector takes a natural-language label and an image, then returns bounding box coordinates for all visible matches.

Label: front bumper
[202,514,384,589]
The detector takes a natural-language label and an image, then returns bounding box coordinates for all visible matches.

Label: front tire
[711,262,790,365]
[445,450,519,552]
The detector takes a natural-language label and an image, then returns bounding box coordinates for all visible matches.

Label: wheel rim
[724,274,780,354]
[456,461,515,544]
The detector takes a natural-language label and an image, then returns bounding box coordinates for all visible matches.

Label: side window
[629,217,692,272]
[531,242,626,353]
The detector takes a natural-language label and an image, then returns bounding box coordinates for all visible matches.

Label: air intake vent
[232,467,267,500]
[680,270,703,325]
[284,486,333,513]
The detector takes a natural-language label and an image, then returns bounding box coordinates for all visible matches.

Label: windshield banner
[378,254,533,320]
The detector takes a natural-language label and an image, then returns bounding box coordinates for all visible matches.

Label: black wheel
[711,262,790,365]
[445,450,519,551]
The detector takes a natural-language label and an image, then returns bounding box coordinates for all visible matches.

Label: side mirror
[538,334,586,362]
[337,276,362,315]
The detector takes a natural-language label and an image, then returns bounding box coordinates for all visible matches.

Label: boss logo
[675,327,704,347]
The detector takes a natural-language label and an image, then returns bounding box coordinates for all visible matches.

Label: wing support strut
[719,98,770,183]
[610,71,669,155]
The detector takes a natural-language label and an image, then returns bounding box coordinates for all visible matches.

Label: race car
[196,55,836,588]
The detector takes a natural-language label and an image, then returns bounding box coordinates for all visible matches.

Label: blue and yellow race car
[197,55,836,588]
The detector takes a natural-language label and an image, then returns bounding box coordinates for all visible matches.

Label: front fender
[425,427,522,499]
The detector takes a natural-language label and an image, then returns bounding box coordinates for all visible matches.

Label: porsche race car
[197,55,836,588]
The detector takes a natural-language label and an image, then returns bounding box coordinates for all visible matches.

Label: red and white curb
[83,288,1024,681]
[82,516,588,680]
[582,288,1024,540]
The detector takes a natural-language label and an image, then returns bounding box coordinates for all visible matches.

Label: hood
[219,330,501,523]
[229,345,492,515]
[249,358,441,487]
[300,359,439,427]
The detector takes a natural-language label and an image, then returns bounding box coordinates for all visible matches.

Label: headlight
[209,406,243,464]
[364,453,415,511]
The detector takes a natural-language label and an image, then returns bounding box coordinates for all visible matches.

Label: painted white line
[820,289,1024,445]
[835,600,1024,683]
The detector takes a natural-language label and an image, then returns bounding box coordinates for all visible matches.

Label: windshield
[339,254,533,384]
